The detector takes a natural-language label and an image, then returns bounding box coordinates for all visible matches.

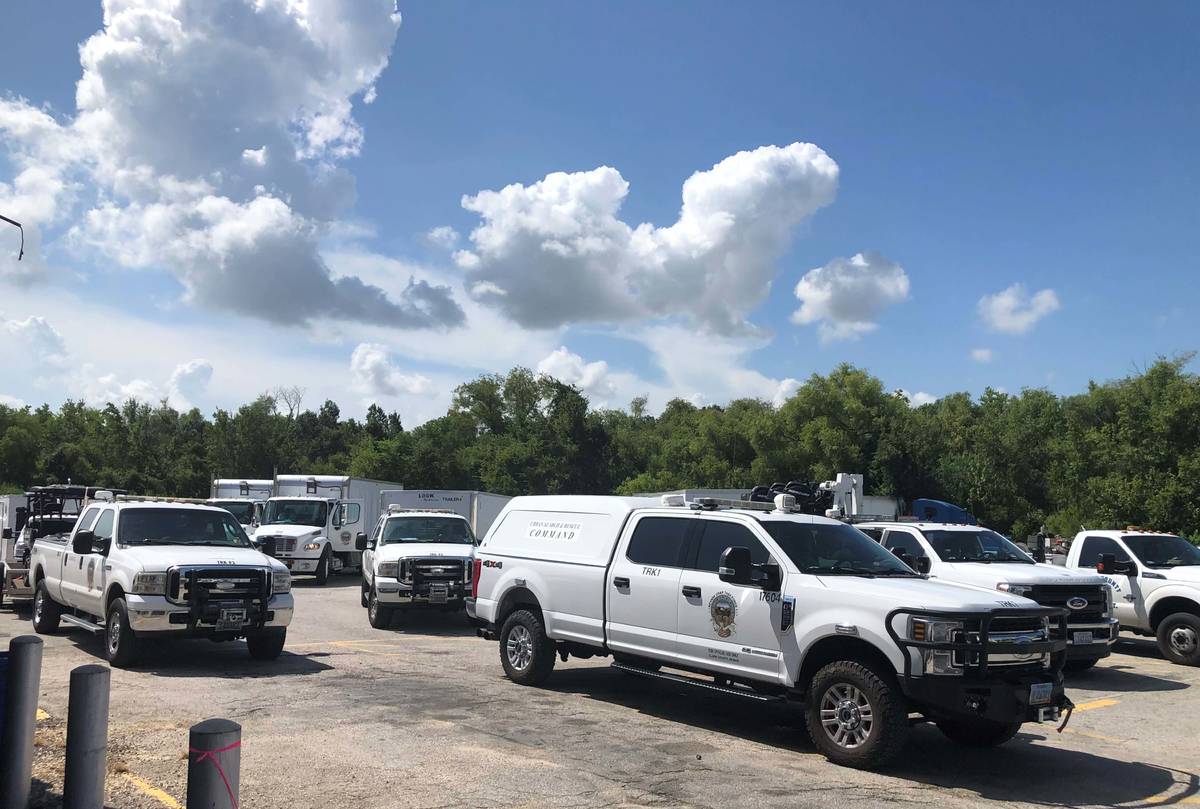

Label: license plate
[1072,631,1093,645]
[1029,682,1053,706]
[430,585,449,605]
[217,608,246,631]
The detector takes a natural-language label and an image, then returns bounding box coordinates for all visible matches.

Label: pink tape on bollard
[189,739,242,809]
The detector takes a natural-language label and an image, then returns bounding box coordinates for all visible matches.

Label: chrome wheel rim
[368,591,378,622]
[107,614,120,654]
[33,590,43,623]
[506,625,533,671]
[819,683,874,749]
[1169,625,1198,656]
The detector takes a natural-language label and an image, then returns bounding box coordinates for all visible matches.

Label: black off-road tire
[247,629,287,660]
[360,578,370,608]
[105,597,140,668]
[313,547,332,585]
[499,609,556,686]
[1157,612,1200,666]
[936,717,1023,747]
[804,660,908,770]
[32,580,61,634]
[1064,658,1099,673]
[367,586,394,629]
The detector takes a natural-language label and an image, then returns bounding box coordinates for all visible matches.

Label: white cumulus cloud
[0,0,462,330]
[1,314,69,365]
[971,347,994,363]
[456,142,839,335]
[167,358,213,410]
[897,389,938,408]
[350,343,435,398]
[791,251,910,342]
[425,226,459,250]
[978,284,1060,335]
[537,347,616,398]
[0,393,26,409]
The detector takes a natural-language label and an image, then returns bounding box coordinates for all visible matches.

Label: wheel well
[797,636,896,693]
[1150,597,1200,632]
[105,584,126,615]
[32,565,44,587]
[495,586,541,627]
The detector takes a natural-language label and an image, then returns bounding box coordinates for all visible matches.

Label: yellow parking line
[123,773,182,809]
[1145,795,1200,805]
[36,708,50,721]
[1072,698,1120,712]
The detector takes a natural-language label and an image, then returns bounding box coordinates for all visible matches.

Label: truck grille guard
[885,606,1070,679]
[166,565,273,629]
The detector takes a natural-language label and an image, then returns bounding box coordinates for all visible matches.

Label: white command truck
[253,474,403,584]
[357,506,480,628]
[1065,528,1200,666]
[378,489,511,538]
[470,494,1074,770]
[856,521,1117,672]
[30,496,293,667]
[207,478,272,534]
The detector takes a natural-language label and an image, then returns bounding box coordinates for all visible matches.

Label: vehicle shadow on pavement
[1067,663,1189,693]
[1115,636,1175,661]
[290,576,362,589]
[544,666,1198,807]
[60,631,335,678]
[377,611,477,637]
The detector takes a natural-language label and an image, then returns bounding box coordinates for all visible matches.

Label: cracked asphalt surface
[3,577,1199,808]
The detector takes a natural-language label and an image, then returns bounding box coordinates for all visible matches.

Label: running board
[611,662,786,703]
[61,613,104,634]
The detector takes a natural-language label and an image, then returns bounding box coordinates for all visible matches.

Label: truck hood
[375,542,475,563]
[813,574,1040,612]
[1153,566,1200,585]
[121,544,285,573]
[936,562,1107,589]
[253,524,323,540]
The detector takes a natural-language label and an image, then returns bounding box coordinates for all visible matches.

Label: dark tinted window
[381,516,473,545]
[762,521,915,576]
[883,531,926,559]
[858,527,884,542]
[692,521,769,572]
[1078,536,1129,568]
[91,511,115,551]
[1121,535,1200,568]
[76,507,100,533]
[922,529,1033,564]
[117,508,251,547]
[626,517,691,567]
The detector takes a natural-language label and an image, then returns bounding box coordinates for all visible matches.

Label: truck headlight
[272,570,291,594]
[909,617,963,676]
[132,572,168,595]
[378,562,398,578]
[304,542,322,552]
[996,583,1033,597]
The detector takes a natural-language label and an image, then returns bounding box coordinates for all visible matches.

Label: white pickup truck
[356,507,476,628]
[30,496,294,666]
[470,494,1074,769]
[856,521,1117,671]
[1064,529,1200,666]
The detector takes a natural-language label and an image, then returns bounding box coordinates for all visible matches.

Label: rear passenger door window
[1078,536,1128,567]
[882,530,926,560]
[91,510,115,553]
[625,517,692,568]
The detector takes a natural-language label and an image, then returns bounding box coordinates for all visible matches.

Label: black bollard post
[187,718,241,809]
[63,664,110,809]
[0,635,43,809]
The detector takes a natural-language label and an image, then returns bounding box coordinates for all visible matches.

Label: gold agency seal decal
[709,591,737,638]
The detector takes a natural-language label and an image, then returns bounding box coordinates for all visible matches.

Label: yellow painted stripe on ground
[123,773,182,809]
[1072,698,1120,712]
[1145,795,1200,805]
[36,708,49,721]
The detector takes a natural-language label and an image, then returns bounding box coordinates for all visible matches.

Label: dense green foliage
[2,359,1198,539]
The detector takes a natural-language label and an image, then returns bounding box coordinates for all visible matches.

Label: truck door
[62,507,111,615]
[334,500,364,560]
[1077,535,1142,626]
[606,515,693,663]
[676,518,784,683]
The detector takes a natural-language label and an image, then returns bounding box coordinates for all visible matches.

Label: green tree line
[2,357,1198,540]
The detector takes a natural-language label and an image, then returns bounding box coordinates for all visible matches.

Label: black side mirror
[355,532,368,551]
[72,530,95,555]
[1,528,11,540]
[258,536,276,556]
[896,550,916,569]
[916,556,932,575]
[718,546,753,586]
[754,561,782,592]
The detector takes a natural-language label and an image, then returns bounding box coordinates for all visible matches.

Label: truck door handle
[613,577,630,589]
[682,586,702,598]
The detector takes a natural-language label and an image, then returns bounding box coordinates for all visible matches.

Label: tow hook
[1056,699,1075,734]
[476,627,496,641]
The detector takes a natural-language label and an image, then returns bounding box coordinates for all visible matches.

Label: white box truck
[377,490,511,539]
[253,475,403,584]
[207,478,273,534]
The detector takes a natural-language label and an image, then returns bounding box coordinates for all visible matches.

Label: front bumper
[125,593,294,635]
[901,672,1073,724]
[1065,619,1119,661]
[2,566,33,602]
[375,577,467,607]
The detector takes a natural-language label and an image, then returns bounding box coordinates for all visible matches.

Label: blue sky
[0,1,1197,420]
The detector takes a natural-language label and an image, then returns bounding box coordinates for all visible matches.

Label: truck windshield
[382,517,474,545]
[25,517,78,539]
[762,521,917,577]
[118,508,251,547]
[1123,535,1200,568]
[263,499,327,527]
[208,501,255,524]
[922,529,1033,564]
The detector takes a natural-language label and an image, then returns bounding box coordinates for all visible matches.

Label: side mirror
[355,532,368,551]
[258,536,276,556]
[718,546,753,586]
[754,561,782,592]
[916,556,933,575]
[2,528,11,540]
[896,550,916,569]
[72,530,95,555]
[332,506,343,529]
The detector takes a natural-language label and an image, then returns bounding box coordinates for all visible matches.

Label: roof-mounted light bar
[386,505,458,515]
